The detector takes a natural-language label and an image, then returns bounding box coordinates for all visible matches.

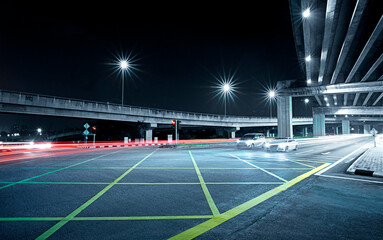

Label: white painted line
[315,142,372,176]
[229,154,288,182]
[344,157,354,164]
[321,152,330,155]
[294,150,314,155]
[319,174,383,184]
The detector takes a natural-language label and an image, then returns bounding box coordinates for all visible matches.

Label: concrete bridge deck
[0,89,312,128]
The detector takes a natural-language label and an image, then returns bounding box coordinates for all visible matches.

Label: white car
[263,137,298,152]
[237,133,266,150]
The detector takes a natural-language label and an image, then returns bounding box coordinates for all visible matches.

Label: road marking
[0,181,284,186]
[169,162,331,240]
[295,159,328,164]
[344,157,354,163]
[229,154,288,182]
[0,215,214,222]
[189,151,220,216]
[35,149,157,240]
[321,152,331,155]
[315,141,372,176]
[318,174,383,184]
[282,158,315,169]
[294,149,314,155]
[0,150,123,190]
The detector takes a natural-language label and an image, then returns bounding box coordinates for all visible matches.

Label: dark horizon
[0,2,312,132]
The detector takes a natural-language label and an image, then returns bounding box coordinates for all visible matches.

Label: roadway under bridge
[278,0,383,138]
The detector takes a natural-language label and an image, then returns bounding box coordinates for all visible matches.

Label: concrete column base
[342,120,350,134]
[277,96,293,138]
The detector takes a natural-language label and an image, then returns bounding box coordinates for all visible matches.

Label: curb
[346,148,383,178]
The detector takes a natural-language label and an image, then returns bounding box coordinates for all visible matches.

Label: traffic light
[92,126,97,131]
[171,120,176,126]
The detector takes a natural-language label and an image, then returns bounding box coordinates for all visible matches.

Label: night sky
[0,2,307,131]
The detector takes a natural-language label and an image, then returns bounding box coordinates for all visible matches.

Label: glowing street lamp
[119,60,130,107]
[222,83,232,116]
[212,71,238,117]
[304,98,309,104]
[37,128,42,135]
[267,90,277,118]
[107,51,140,107]
[303,8,310,18]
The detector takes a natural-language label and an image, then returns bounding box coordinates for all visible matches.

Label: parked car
[237,133,266,149]
[263,137,298,152]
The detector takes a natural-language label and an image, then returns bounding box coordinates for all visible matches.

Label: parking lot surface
[0,136,382,239]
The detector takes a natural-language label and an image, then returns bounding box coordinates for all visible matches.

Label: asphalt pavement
[0,135,382,239]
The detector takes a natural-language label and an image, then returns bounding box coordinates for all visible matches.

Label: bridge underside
[280,0,383,137]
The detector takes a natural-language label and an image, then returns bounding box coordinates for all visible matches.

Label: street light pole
[268,90,276,119]
[224,94,227,116]
[223,83,231,116]
[121,70,124,107]
[119,60,129,107]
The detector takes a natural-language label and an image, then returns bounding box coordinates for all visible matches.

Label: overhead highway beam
[280,81,383,97]
[313,106,383,116]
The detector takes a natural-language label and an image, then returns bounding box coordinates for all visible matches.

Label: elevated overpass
[0,89,313,128]
[0,89,317,140]
[278,0,383,137]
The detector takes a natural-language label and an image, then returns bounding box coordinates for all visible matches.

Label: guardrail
[0,89,312,125]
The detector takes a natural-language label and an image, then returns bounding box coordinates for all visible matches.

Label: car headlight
[236,140,240,143]
[264,143,270,148]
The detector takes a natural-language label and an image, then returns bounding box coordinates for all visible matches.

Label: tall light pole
[213,72,238,117]
[120,60,129,106]
[268,90,276,118]
[223,83,231,116]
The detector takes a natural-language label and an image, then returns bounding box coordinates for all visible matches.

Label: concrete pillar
[313,114,326,137]
[144,123,157,142]
[363,124,371,134]
[335,126,339,135]
[342,120,350,134]
[145,129,153,142]
[304,127,308,136]
[266,129,270,137]
[229,127,240,138]
[277,95,293,138]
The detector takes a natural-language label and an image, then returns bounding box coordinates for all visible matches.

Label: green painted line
[0,215,213,222]
[73,215,213,221]
[135,167,194,170]
[35,149,157,240]
[205,182,284,185]
[0,181,109,185]
[295,159,328,164]
[0,217,62,221]
[283,158,315,168]
[189,151,220,216]
[0,181,283,185]
[229,154,288,183]
[168,162,331,240]
[0,150,123,190]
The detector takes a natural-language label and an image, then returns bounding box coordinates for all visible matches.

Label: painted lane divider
[189,151,220,216]
[35,149,157,240]
[168,162,330,240]
[229,154,288,183]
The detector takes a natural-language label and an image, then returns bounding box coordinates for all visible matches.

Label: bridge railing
[0,89,312,123]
